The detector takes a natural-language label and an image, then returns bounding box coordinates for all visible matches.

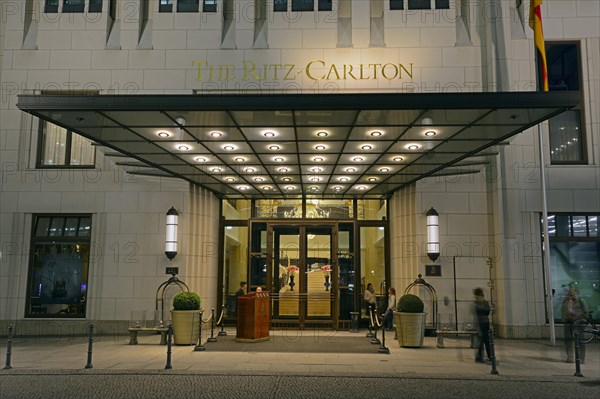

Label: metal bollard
[370,311,381,345]
[218,305,227,337]
[194,311,206,352]
[378,324,390,354]
[488,326,499,375]
[4,325,14,370]
[165,325,173,369]
[366,306,374,338]
[84,323,94,369]
[573,331,583,377]
[207,308,217,343]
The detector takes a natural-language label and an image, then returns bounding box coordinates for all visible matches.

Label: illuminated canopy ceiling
[17,91,578,199]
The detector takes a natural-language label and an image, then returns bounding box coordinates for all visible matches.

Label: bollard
[207,308,217,343]
[573,331,583,377]
[84,323,94,369]
[350,312,359,333]
[370,310,381,345]
[488,326,499,375]
[4,325,14,370]
[378,323,390,354]
[218,305,227,337]
[194,311,206,352]
[366,306,374,338]
[165,325,173,369]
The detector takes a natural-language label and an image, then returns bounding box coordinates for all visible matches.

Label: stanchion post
[4,324,14,370]
[370,310,381,345]
[207,308,217,343]
[488,326,499,375]
[573,331,583,377]
[165,325,173,369]
[366,306,374,338]
[378,322,390,354]
[194,311,206,352]
[218,305,227,337]
[85,323,94,369]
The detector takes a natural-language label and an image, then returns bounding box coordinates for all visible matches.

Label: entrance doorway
[271,225,337,328]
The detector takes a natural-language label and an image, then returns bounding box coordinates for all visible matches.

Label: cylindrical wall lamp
[426,207,439,262]
[165,207,179,261]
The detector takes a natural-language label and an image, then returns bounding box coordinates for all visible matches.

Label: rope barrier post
[370,309,381,345]
[194,311,206,352]
[573,331,583,377]
[207,308,217,343]
[488,326,499,375]
[366,306,374,338]
[378,321,390,354]
[165,325,173,369]
[218,305,227,337]
[84,323,94,369]
[4,324,14,369]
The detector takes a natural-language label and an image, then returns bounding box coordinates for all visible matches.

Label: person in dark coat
[473,287,491,363]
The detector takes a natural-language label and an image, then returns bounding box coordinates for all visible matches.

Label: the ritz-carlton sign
[193,60,413,82]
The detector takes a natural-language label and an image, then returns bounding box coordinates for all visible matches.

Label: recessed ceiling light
[339,177,349,182]
[282,177,291,182]
[425,130,436,137]
[316,130,328,137]
[238,185,249,191]
[243,167,256,173]
[262,186,271,190]
[345,167,357,173]
[274,157,285,162]
[285,185,295,191]
[313,157,324,162]
[278,167,289,173]
[361,145,372,151]
[210,131,223,137]
[210,167,222,172]
[333,186,343,191]
[194,156,207,163]
[368,177,377,182]
[309,166,323,173]
[393,156,404,162]
[157,130,171,138]
[225,177,235,182]
[263,130,276,137]
[309,177,321,182]
[379,167,390,172]
[234,157,245,163]
[370,130,383,137]
[177,145,190,151]
[223,145,236,151]
[254,177,264,182]
[310,186,318,191]
[269,145,280,151]
[407,144,420,150]
[356,186,367,190]
[352,157,364,162]
[315,145,326,151]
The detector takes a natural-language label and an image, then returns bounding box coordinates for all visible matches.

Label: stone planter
[170,309,201,345]
[393,311,427,347]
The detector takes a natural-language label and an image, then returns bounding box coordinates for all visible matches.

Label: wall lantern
[426,207,439,262]
[165,207,179,261]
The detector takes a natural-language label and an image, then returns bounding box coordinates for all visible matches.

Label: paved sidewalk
[1,329,599,379]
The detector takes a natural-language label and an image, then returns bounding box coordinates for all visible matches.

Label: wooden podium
[236,291,270,342]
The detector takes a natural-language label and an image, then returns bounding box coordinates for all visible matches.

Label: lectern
[236,291,270,342]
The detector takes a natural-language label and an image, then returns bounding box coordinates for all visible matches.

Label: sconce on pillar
[165,207,179,261]
[426,207,439,262]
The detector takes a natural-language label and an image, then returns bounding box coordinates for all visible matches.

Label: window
[292,0,313,12]
[390,0,403,10]
[177,0,199,12]
[274,0,287,12]
[27,215,92,318]
[203,0,217,12]
[544,214,600,324]
[159,0,173,12]
[545,43,585,164]
[318,0,332,11]
[44,0,59,12]
[89,0,102,12]
[435,0,449,8]
[63,0,85,13]
[393,0,449,9]
[408,0,430,9]
[38,121,95,168]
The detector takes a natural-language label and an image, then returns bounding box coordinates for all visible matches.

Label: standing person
[473,287,492,363]
[234,281,247,317]
[364,283,376,317]
[384,287,396,330]
[561,287,588,363]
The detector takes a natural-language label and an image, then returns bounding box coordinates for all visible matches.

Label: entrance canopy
[17,91,579,199]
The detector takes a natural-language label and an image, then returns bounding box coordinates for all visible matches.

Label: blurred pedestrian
[473,287,491,363]
[561,287,588,363]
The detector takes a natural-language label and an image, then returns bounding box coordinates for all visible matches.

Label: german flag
[529,0,548,91]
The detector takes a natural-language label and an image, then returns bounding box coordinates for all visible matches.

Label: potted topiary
[170,291,201,345]
[393,293,426,348]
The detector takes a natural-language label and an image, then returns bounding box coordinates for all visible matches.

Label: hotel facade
[0,0,598,339]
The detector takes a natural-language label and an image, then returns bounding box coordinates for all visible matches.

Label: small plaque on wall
[425,265,441,277]
[166,267,179,276]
